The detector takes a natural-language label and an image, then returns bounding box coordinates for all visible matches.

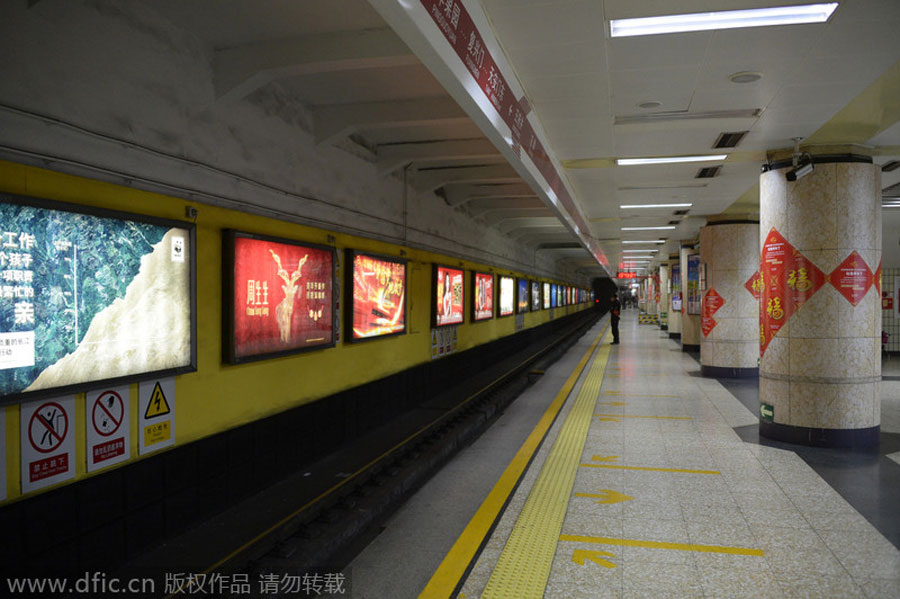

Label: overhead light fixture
[622,240,666,244]
[609,3,838,38]
[622,256,654,260]
[620,203,693,209]
[617,155,727,166]
[621,226,676,231]
[622,249,659,252]
[882,204,900,208]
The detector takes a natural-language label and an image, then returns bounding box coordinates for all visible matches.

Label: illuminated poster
[551,284,557,308]
[531,281,540,311]
[348,251,406,341]
[517,278,529,313]
[472,272,494,321]
[671,264,682,312]
[543,282,551,309]
[225,231,334,363]
[434,265,464,327]
[0,193,195,402]
[499,276,514,316]
[686,255,701,315]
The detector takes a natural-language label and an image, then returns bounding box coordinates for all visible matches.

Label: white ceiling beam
[213,28,417,103]
[467,197,544,216]
[413,163,520,194]
[375,138,501,175]
[313,97,468,146]
[483,207,554,226]
[499,217,566,235]
[441,182,536,206]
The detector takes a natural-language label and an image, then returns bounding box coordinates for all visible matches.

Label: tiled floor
[458,313,900,598]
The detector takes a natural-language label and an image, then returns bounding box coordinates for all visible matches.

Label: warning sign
[20,396,75,493]
[143,382,171,419]
[139,378,175,455]
[86,386,130,472]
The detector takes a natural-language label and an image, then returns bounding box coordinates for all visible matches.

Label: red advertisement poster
[499,276,514,316]
[760,228,791,356]
[472,272,494,321]
[786,249,826,312]
[701,288,724,337]
[828,251,873,306]
[435,265,465,327]
[228,233,334,362]
[350,252,407,341]
[745,270,763,300]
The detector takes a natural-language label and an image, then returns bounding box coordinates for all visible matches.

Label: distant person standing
[610,294,621,345]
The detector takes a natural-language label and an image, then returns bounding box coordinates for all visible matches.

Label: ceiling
[145,0,900,278]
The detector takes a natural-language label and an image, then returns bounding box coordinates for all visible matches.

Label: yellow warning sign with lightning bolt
[144,382,171,419]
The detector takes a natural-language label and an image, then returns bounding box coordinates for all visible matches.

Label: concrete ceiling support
[441,182,536,206]
[375,138,501,174]
[313,97,468,146]
[413,163,520,194]
[213,28,417,103]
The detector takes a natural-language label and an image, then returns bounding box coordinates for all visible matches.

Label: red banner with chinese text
[828,251,873,306]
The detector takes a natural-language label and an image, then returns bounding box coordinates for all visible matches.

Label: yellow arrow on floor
[591,455,619,462]
[574,489,633,504]
[572,549,617,568]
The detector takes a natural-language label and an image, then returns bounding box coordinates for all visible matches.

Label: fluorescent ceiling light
[883,204,900,208]
[620,203,693,209]
[617,155,727,166]
[609,3,838,38]
[622,249,659,252]
[622,240,666,244]
[621,226,676,231]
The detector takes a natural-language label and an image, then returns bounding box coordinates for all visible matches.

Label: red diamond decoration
[829,251,873,306]
[785,247,826,313]
[701,288,724,337]
[760,228,793,356]
[875,260,882,296]
[745,270,763,300]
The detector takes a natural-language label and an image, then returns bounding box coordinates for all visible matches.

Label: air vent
[673,209,689,216]
[713,131,748,149]
[882,160,900,172]
[668,220,680,225]
[696,166,722,178]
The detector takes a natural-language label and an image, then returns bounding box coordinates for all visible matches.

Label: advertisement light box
[517,278,529,313]
[0,193,196,403]
[499,276,514,317]
[472,272,494,321]
[434,265,464,327]
[542,282,551,309]
[531,281,541,311]
[224,231,335,363]
[348,251,407,342]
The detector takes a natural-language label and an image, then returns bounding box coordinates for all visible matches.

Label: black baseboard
[701,365,758,379]
[668,332,681,339]
[660,325,668,331]
[759,421,880,450]
[682,344,700,352]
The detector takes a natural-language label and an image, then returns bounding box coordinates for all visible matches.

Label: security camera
[786,159,814,181]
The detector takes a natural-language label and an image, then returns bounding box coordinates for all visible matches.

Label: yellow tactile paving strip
[480,329,612,599]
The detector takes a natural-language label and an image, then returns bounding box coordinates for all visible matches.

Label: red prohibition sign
[92,391,124,437]
[29,401,68,454]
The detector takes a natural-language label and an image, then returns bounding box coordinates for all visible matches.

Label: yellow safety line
[173,321,604,599]
[602,392,679,398]
[593,413,692,420]
[479,330,612,598]
[580,464,721,475]
[558,535,764,556]
[419,323,609,599]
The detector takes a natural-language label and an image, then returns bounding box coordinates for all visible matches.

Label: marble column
[667,254,682,339]
[759,156,881,448]
[680,244,701,352]
[658,264,669,330]
[647,270,658,315]
[699,218,760,377]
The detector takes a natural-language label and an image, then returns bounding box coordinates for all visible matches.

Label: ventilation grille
[696,166,721,178]
[713,131,748,149]
[673,209,690,216]
[882,160,900,172]
[668,220,680,225]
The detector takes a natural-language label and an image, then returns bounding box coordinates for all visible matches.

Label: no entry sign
[86,386,130,472]
[20,396,75,493]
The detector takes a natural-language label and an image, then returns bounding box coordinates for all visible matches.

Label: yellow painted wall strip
[418,323,609,599]
[558,535,764,556]
[479,329,612,599]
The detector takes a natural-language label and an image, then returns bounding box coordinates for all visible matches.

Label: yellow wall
[0,160,591,504]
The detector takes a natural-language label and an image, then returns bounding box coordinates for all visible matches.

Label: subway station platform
[344,309,900,599]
